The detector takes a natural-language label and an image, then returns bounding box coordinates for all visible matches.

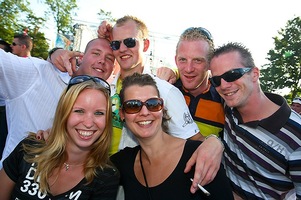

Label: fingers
[185,138,223,193]
[98,20,113,40]
[36,130,44,140]
[51,49,83,76]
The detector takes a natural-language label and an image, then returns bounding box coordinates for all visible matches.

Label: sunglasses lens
[110,41,121,51]
[123,100,143,114]
[146,98,163,112]
[210,68,252,87]
[223,70,244,82]
[123,38,136,48]
[123,98,163,114]
[209,77,221,87]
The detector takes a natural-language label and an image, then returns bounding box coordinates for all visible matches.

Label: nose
[83,114,94,128]
[139,105,150,116]
[185,62,195,73]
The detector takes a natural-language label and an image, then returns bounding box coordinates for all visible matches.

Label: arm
[185,136,224,193]
[0,167,15,200]
[47,48,83,76]
[156,66,178,84]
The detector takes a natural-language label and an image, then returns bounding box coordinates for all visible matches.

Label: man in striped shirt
[209,42,301,199]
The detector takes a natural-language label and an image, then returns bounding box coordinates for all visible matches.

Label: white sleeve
[155,78,199,139]
[0,50,39,100]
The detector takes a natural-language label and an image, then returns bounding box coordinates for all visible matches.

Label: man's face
[210,51,256,108]
[76,39,115,80]
[175,40,210,96]
[111,20,149,74]
[291,102,301,114]
[11,38,23,56]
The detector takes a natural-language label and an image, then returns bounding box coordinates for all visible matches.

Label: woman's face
[66,88,107,151]
[120,85,163,140]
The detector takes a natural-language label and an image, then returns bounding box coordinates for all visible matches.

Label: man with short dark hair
[11,34,32,57]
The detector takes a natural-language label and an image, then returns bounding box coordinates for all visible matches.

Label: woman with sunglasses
[0,76,119,199]
[110,73,233,200]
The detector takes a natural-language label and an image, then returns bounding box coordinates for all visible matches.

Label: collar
[231,93,291,133]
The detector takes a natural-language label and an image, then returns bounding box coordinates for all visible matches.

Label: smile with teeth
[78,130,94,137]
[93,67,104,73]
[224,89,238,96]
[121,55,131,59]
[138,121,152,125]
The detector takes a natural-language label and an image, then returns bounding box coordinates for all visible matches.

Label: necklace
[139,149,153,200]
[63,162,84,171]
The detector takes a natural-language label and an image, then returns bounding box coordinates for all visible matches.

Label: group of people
[0,14,300,200]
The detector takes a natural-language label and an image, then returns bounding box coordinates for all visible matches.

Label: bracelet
[205,134,225,150]
[48,47,63,62]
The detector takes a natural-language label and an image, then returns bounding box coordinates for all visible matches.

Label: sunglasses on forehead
[122,98,164,114]
[110,38,138,51]
[209,67,252,87]
[184,27,213,42]
[67,75,111,95]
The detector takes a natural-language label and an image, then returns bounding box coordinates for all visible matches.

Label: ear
[142,39,150,52]
[119,108,125,122]
[251,67,260,82]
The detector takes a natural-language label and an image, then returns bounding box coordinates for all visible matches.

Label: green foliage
[44,0,77,35]
[97,9,116,23]
[0,0,31,42]
[260,16,301,99]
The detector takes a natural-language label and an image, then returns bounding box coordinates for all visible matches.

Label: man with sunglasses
[11,34,32,57]
[209,42,301,199]
[0,38,115,169]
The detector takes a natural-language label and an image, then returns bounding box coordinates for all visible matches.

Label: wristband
[205,134,225,150]
[48,47,63,62]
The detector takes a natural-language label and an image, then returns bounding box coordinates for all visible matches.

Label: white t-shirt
[0,49,70,168]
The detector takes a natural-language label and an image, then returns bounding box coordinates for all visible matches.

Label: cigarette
[190,178,210,196]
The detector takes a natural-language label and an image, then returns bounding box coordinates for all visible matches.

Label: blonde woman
[0,75,119,199]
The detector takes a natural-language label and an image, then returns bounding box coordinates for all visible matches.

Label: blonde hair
[23,80,113,193]
[115,15,149,39]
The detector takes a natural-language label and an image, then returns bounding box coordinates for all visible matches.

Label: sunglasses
[12,42,21,46]
[122,98,164,114]
[183,27,213,42]
[110,38,138,51]
[209,67,252,87]
[67,75,111,95]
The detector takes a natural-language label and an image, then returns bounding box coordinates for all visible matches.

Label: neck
[238,90,279,122]
[120,66,144,80]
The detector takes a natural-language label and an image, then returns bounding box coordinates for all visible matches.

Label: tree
[25,13,49,59]
[0,0,31,42]
[97,9,116,23]
[260,16,301,100]
[44,0,77,35]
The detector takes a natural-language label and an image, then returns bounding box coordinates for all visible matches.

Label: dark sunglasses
[110,38,138,51]
[12,42,21,46]
[122,98,164,114]
[183,27,213,42]
[209,67,252,87]
[67,75,111,95]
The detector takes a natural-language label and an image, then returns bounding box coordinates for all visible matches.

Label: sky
[32,0,301,68]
